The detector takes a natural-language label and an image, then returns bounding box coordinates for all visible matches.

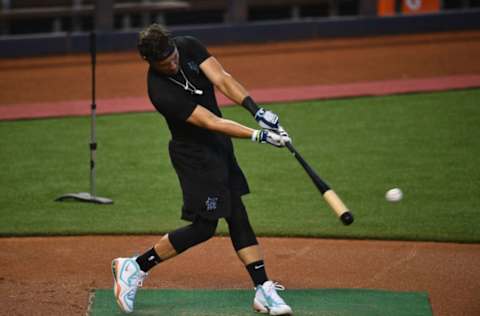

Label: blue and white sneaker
[253,281,293,315]
[112,257,147,313]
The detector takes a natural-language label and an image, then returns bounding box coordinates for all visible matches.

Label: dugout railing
[0,0,191,35]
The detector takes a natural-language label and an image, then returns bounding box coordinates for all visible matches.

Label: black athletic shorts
[168,139,249,221]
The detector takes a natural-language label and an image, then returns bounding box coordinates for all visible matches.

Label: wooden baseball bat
[285,141,354,225]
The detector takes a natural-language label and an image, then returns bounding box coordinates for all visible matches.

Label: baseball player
[112,23,292,315]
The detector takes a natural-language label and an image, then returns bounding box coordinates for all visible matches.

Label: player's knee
[227,213,258,251]
[230,225,258,251]
[193,218,218,242]
[168,218,218,253]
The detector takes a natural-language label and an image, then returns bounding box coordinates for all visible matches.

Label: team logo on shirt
[205,196,219,211]
[187,61,200,74]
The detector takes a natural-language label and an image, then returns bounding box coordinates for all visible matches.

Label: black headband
[157,38,176,60]
[144,38,175,62]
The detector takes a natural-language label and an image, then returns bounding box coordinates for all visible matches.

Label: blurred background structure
[1,0,480,57]
[1,4,480,315]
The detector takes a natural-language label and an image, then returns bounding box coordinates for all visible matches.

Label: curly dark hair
[137,23,175,62]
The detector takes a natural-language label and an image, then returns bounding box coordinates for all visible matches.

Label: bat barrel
[323,190,354,225]
[285,141,354,226]
[340,212,354,225]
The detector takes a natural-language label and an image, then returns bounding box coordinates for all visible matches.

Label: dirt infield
[1,31,480,106]
[1,31,480,316]
[1,236,480,316]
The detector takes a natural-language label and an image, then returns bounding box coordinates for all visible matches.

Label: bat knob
[340,212,354,225]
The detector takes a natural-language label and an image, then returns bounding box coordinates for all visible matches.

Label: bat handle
[285,141,294,153]
[281,126,295,154]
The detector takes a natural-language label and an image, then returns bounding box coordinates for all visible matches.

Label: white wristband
[251,130,259,142]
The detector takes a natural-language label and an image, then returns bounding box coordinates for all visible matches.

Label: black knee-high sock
[136,247,162,273]
[246,260,268,286]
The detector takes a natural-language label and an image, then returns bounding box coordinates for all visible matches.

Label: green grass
[0,89,479,242]
[91,288,432,316]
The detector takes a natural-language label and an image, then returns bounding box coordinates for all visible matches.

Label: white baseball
[385,188,403,202]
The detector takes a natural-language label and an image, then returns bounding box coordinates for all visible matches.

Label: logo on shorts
[205,197,219,212]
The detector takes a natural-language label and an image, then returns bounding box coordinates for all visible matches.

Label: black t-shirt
[146,36,249,221]
[147,36,223,145]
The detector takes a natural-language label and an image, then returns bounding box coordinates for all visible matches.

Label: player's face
[151,47,180,76]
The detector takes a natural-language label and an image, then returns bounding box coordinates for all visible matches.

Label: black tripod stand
[56,32,113,204]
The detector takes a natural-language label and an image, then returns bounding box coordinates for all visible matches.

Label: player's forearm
[215,74,249,105]
[216,76,260,116]
[207,117,254,139]
[186,104,254,139]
